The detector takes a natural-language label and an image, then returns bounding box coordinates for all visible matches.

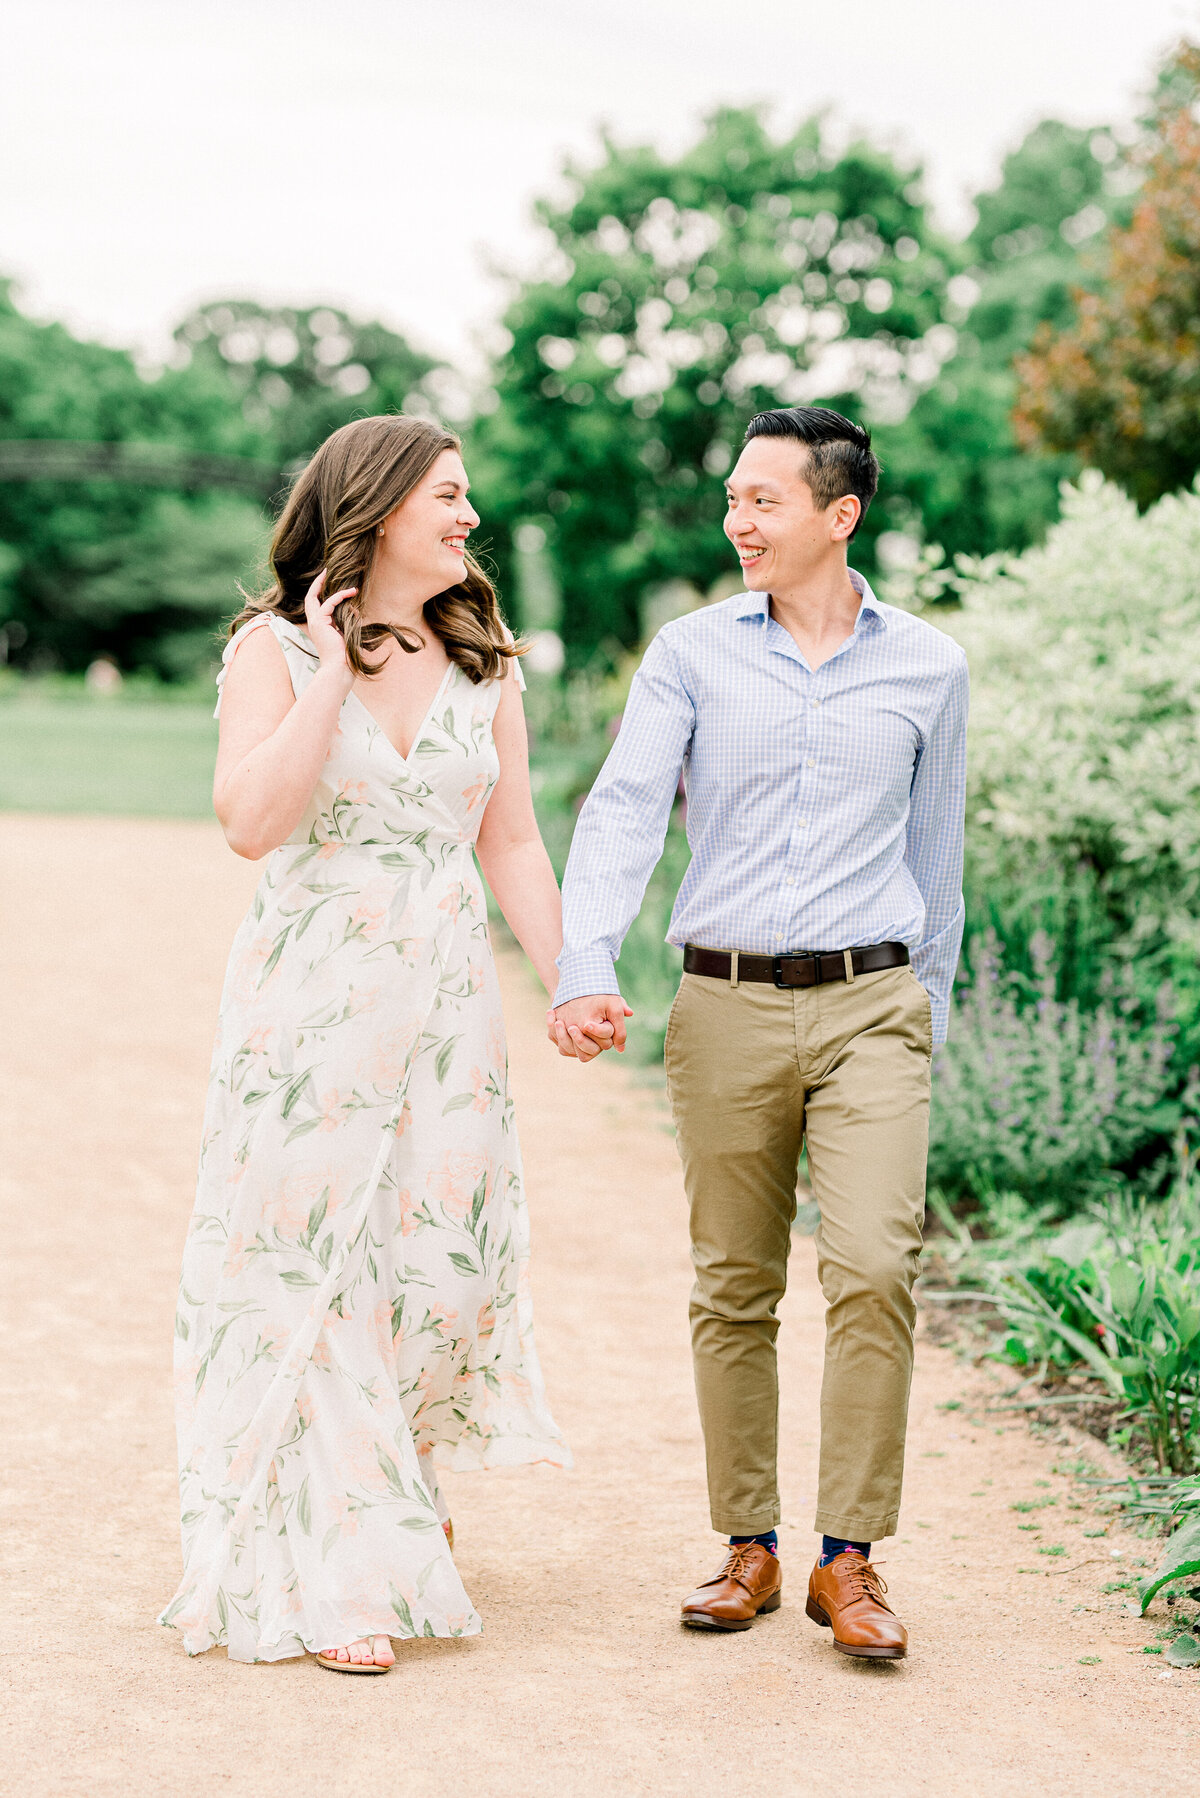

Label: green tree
[473,106,958,658]
[877,118,1131,565]
[1015,45,1200,506]
[171,299,445,468]
[0,288,443,676]
[0,278,272,673]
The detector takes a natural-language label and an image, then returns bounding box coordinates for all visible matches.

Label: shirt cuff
[552,950,621,1009]
[929,991,950,1047]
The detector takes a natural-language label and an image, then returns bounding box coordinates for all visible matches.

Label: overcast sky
[2,0,1197,371]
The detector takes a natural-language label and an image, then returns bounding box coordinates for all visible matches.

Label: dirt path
[1,815,1197,1796]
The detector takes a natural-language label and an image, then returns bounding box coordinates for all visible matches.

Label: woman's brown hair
[231,414,520,684]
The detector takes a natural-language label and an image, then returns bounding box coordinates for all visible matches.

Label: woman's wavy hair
[231,414,520,684]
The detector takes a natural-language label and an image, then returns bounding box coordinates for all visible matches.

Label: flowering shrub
[947,473,1200,968]
[929,933,1178,1205]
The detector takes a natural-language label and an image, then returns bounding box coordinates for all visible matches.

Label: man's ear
[829,494,862,543]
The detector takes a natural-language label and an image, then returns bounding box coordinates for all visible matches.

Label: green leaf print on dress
[159,614,568,1664]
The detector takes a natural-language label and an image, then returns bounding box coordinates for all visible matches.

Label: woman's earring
[377,525,385,537]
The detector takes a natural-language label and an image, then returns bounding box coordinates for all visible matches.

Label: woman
[159,414,598,1671]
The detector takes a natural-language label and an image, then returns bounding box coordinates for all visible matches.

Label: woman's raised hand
[304,570,357,690]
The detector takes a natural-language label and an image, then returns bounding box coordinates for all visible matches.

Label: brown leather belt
[683,941,910,988]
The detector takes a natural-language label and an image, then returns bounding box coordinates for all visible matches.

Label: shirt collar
[735,567,887,631]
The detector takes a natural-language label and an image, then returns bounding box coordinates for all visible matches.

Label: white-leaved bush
[950,472,1200,955]
[927,474,1200,1205]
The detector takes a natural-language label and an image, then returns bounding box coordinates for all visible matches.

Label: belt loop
[843,949,855,984]
[730,950,739,989]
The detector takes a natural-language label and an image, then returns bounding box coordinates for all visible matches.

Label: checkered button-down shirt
[553,573,968,1043]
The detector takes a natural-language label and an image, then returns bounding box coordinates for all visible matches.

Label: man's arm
[906,652,969,1045]
[553,629,695,1017]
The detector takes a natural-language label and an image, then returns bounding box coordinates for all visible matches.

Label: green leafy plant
[982,1182,1200,1473]
[1139,1517,1200,1613]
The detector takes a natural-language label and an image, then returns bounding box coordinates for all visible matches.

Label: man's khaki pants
[664,963,932,1542]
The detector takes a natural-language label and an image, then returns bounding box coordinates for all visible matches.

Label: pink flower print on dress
[338,779,369,804]
[327,1492,359,1539]
[316,1088,353,1134]
[461,773,491,815]
[397,1187,419,1237]
[437,886,463,922]
[362,1022,418,1091]
[349,876,393,941]
[411,1363,438,1419]
[428,1149,492,1222]
[315,840,341,860]
[309,1332,333,1372]
[244,1025,275,1057]
[258,1323,289,1361]
[428,1302,458,1339]
[468,1067,494,1114]
[475,1300,497,1346]
[263,1184,316,1238]
[231,933,279,1004]
[336,1423,391,1493]
[223,1232,253,1276]
[371,1300,397,1368]
[226,1441,257,1485]
[295,1393,315,1429]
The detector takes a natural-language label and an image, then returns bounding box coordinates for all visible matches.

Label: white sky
[2,0,1197,371]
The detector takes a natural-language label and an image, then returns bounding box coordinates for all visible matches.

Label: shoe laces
[721,1543,764,1584]
[840,1555,888,1605]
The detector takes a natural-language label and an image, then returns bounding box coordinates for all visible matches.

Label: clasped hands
[545,994,633,1062]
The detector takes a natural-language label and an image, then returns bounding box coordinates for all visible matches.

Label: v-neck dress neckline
[348,660,458,766]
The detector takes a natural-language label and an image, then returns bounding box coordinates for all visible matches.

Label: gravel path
[2,815,1197,1795]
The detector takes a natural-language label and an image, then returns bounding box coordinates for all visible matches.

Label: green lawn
[0,696,218,817]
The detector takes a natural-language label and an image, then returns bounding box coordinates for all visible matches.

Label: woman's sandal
[315,1527,452,1670]
[315,1636,394,1675]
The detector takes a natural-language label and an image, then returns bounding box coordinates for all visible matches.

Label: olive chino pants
[663,963,932,1542]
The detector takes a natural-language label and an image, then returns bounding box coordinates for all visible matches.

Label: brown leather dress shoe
[806,1552,907,1658]
[681,1542,782,1631]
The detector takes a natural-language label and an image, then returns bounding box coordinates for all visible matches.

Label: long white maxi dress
[159,614,569,1662]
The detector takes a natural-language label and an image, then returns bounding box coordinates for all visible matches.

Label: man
[549,407,967,1659]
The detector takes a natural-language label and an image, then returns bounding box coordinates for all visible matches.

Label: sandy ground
[1,813,1197,1797]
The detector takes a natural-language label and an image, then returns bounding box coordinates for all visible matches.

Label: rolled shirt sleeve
[905,652,969,1044]
[553,631,695,1007]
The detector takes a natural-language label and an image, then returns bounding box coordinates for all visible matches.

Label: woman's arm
[213,576,356,860]
[473,670,566,997]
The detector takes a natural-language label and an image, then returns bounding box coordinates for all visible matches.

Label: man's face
[723,435,858,593]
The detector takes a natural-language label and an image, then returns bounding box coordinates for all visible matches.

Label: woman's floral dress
[159,614,568,1662]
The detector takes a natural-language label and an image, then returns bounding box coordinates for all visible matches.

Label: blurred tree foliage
[0,289,445,676]
[170,299,445,469]
[470,102,1143,660]
[0,278,268,673]
[1014,45,1200,506]
[472,106,958,655]
[885,116,1134,564]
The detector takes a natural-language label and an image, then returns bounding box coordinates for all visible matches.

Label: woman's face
[375,447,480,600]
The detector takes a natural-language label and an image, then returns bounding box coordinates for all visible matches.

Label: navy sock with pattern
[730,1530,778,1555]
[820,1535,870,1565]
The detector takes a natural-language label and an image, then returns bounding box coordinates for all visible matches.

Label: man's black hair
[743,407,879,537]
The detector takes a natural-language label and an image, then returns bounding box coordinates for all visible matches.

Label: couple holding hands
[160,403,967,1672]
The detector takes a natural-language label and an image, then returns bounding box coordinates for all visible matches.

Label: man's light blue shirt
[553,572,968,1044]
